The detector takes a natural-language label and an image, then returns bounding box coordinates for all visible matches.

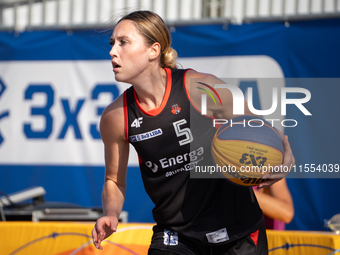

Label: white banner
[0,56,284,165]
[0,60,133,165]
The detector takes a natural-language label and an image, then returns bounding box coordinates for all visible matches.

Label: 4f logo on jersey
[131,117,143,128]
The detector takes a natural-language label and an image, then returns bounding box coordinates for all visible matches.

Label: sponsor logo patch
[145,161,158,173]
[163,229,178,246]
[129,128,163,142]
[206,228,229,244]
[171,103,181,114]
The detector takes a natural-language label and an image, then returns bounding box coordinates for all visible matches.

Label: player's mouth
[112,62,121,71]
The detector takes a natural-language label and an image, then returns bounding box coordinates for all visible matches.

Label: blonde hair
[118,11,178,69]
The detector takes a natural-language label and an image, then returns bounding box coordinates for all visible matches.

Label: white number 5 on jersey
[173,119,193,146]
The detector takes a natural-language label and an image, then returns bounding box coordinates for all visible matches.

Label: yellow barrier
[1,222,340,255]
[0,222,153,255]
[267,230,340,255]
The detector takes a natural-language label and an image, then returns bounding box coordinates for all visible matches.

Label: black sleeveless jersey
[124,68,264,245]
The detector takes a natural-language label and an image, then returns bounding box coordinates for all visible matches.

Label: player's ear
[149,42,161,60]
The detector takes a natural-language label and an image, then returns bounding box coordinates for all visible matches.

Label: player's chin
[115,74,133,84]
[113,70,126,80]
[113,73,123,82]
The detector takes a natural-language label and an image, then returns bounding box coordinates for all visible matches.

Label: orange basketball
[211,116,284,186]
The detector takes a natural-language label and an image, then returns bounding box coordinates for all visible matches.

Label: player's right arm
[92,94,129,250]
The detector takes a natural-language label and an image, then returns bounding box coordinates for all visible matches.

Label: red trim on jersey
[133,68,172,116]
[138,155,143,166]
[123,91,129,142]
[250,229,259,246]
[184,69,193,102]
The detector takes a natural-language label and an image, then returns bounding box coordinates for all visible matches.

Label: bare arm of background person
[92,94,129,250]
[254,178,294,223]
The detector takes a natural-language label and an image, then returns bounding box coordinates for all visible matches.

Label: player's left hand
[258,135,295,189]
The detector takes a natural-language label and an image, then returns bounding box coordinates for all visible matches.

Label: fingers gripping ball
[211,116,284,186]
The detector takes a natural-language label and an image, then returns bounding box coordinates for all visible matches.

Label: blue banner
[0,18,340,231]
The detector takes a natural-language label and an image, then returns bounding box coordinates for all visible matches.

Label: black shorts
[148,224,268,255]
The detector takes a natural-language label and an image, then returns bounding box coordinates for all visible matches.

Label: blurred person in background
[254,178,294,230]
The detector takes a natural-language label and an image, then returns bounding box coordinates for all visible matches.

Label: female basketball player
[92,10,295,254]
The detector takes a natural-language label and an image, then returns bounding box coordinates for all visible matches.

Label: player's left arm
[185,70,238,120]
[185,70,295,187]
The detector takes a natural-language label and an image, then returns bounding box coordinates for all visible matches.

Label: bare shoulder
[184,69,218,99]
[100,93,126,143]
[185,69,216,86]
[186,69,216,78]
[185,69,234,119]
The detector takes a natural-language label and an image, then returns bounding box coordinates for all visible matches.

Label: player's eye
[120,40,127,45]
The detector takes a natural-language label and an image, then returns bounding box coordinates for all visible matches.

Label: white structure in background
[0,0,339,31]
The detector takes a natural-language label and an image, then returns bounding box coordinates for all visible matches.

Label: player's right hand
[259,135,295,188]
[92,216,118,250]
